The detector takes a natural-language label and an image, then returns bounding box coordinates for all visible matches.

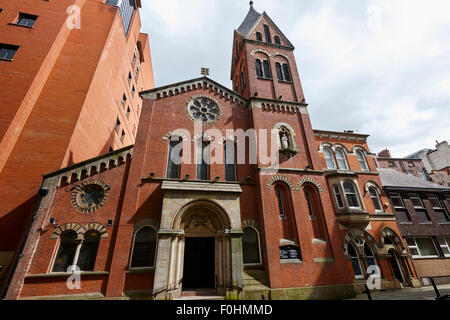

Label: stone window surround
[129,224,159,272]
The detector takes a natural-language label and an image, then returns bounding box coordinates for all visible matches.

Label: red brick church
[4,4,420,300]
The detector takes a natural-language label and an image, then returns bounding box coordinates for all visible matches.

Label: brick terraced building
[5,4,421,300]
[0,0,154,295]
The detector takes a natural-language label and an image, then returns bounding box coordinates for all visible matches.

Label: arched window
[242,227,261,265]
[131,226,158,269]
[166,136,182,179]
[224,140,236,182]
[256,32,263,41]
[364,243,377,268]
[348,244,364,279]
[369,187,383,211]
[335,148,349,170]
[264,24,271,43]
[323,147,336,169]
[282,63,291,82]
[255,59,263,78]
[275,62,284,81]
[274,36,281,45]
[240,71,246,91]
[275,186,286,218]
[304,185,327,240]
[263,60,271,78]
[356,150,369,171]
[52,231,78,273]
[197,139,210,180]
[77,231,101,271]
[343,181,361,208]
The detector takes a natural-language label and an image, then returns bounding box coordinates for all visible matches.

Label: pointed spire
[237,1,262,36]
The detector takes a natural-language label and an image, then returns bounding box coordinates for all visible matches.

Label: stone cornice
[314,129,369,142]
[161,181,243,193]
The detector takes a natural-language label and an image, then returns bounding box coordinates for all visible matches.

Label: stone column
[228,229,244,300]
[153,229,184,300]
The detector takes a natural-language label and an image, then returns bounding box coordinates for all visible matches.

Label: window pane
[52,232,77,272]
[225,141,236,182]
[334,186,344,207]
[344,182,360,208]
[263,60,271,78]
[167,139,181,179]
[335,149,348,170]
[369,188,382,211]
[255,59,263,77]
[416,238,438,257]
[276,188,285,217]
[264,25,271,43]
[282,64,291,82]
[275,63,284,81]
[197,141,209,180]
[396,210,411,222]
[435,210,449,222]
[357,151,368,170]
[77,232,101,271]
[323,148,336,169]
[131,227,157,268]
[416,210,430,222]
[243,227,260,264]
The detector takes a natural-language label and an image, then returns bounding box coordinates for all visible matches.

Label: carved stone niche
[278,127,298,159]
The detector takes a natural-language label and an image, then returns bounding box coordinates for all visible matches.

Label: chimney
[378,149,392,158]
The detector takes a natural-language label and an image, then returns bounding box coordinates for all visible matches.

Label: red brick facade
[4,4,420,300]
[0,0,154,295]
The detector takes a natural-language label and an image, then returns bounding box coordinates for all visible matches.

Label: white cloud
[140,0,450,157]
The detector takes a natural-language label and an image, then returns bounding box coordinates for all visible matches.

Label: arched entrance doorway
[388,249,405,284]
[152,200,244,300]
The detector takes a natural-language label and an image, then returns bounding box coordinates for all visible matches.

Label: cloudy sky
[140,0,450,157]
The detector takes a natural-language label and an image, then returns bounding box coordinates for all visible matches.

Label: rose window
[188,97,220,124]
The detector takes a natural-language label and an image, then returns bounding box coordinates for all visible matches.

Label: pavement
[350,284,450,300]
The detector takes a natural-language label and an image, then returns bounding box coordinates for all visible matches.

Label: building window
[0,43,19,61]
[264,24,271,43]
[130,226,157,269]
[282,64,291,82]
[304,185,327,240]
[15,13,38,27]
[77,232,101,272]
[263,60,272,78]
[132,85,136,95]
[126,106,131,119]
[323,147,336,169]
[409,193,430,222]
[369,187,383,212]
[106,0,136,37]
[256,32,263,41]
[243,227,261,265]
[275,62,284,81]
[419,171,427,180]
[348,244,364,279]
[120,130,125,143]
[52,231,78,273]
[240,71,246,91]
[224,140,236,182]
[114,118,121,133]
[406,238,439,259]
[52,231,100,273]
[166,136,182,179]
[356,150,369,171]
[335,148,349,170]
[390,193,411,222]
[121,94,127,106]
[333,185,344,208]
[428,194,450,222]
[275,186,286,218]
[407,171,415,177]
[135,61,141,79]
[255,59,263,78]
[274,36,281,45]
[343,181,361,208]
[364,244,377,268]
[128,72,132,84]
[196,140,210,180]
[438,237,450,258]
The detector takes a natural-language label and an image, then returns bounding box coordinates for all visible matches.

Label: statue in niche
[278,127,298,158]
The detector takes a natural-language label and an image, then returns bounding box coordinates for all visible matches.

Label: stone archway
[152,200,244,300]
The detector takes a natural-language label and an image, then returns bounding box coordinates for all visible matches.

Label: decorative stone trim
[252,100,308,115]
[79,223,109,239]
[242,219,261,232]
[51,222,108,240]
[266,175,295,190]
[71,180,111,214]
[163,130,190,141]
[297,177,324,192]
[380,227,403,247]
[51,223,84,240]
[343,228,380,256]
[134,219,160,231]
[185,94,223,126]
[140,77,249,110]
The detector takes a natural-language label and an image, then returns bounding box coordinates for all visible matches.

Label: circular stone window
[185,95,222,124]
[71,180,110,214]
